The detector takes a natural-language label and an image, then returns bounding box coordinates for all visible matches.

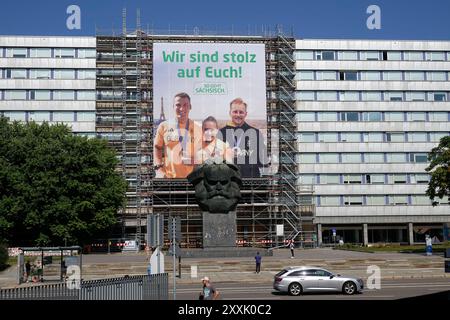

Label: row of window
[0,69,96,80]
[0,48,96,59]
[296,111,449,122]
[296,152,429,164]
[299,173,430,185]
[297,132,449,143]
[317,195,449,206]
[295,50,450,61]
[0,111,95,122]
[296,70,450,81]
[0,90,95,101]
[296,91,449,102]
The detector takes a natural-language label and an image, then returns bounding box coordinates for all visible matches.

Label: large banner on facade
[153,42,267,179]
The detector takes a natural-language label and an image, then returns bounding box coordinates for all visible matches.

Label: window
[54,69,75,79]
[77,112,95,122]
[383,71,402,81]
[412,195,431,205]
[319,153,339,163]
[408,132,428,142]
[320,174,340,184]
[28,111,50,122]
[316,51,335,60]
[29,69,51,79]
[362,92,382,101]
[30,90,50,100]
[409,153,428,163]
[387,153,407,163]
[344,196,363,205]
[340,112,359,121]
[343,174,362,184]
[77,91,96,100]
[297,71,314,80]
[6,69,26,79]
[410,174,430,184]
[367,196,385,205]
[297,112,315,121]
[384,92,403,101]
[30,48,51,58]
[406,91,426,102]
[338,51,358,60]
[55,48,75,58]
[387,51,402,60]
[299,174,316,184]
[6,48,27,58]
[296,91,315,101]
[321,196,340,206]
[366,174,385,184]
[425,52,445,61]
[363,132,383,142]
[341,153,362,163]
[389,195,408,205]
[299,154,316,164]
[427,72,446,81]
[362,112,382,121]
[405,72,425,81]
[316,91,337,101]
[295,51,314,60]
[339,71,357,81]
[365,153,385,163]
[318,132,338,142]
[430,132,448,142]
[428,92,447,102]
[317,112,338,121]
[298,133,315,142]
[4,90,26,100]
[53,112,74,122]
[361,51,380,60]
[385,112,404,121]
[341,132,360,142]
[386,132,405,142]
[407,112,426,121]
[316,71,336,80]
[429,112,448,121]
[404,51,424,61]
[360,71,381,81]
[78,48,96,58]
[388,174,407,184]
[339,91,359,101]
[3,111,26,121]
[53,90,75,100]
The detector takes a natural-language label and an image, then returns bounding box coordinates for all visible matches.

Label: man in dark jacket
[219,98,267,178]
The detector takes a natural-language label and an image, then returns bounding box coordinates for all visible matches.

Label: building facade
[0,36,96,136]
[295,39,450,245]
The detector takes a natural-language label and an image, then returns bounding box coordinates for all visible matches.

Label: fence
[0,274,168,300]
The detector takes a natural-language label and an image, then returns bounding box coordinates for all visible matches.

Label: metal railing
[0,274,168,300]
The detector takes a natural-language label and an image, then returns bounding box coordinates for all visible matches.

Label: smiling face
[174,96,191,123]
[229,102,247,127]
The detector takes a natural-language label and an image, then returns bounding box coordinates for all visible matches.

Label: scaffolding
[95,18,314,248]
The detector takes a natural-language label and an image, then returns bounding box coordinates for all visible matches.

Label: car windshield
[275,270,289,277]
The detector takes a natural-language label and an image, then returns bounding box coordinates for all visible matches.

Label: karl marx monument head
[187,160,242,214]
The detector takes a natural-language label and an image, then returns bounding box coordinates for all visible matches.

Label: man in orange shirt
[154,92,202,178]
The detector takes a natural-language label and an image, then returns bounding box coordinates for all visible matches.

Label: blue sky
[0,0,449,40]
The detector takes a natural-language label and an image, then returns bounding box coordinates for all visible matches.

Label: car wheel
[342,281,357,295]
[288,282,302,296]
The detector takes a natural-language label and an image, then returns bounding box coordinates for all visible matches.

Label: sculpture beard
[188,162,242,214]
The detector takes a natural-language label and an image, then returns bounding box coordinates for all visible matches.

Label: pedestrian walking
[25,261,31,282]
[290,241,295,258]
[255,252,262,274]
[199,276,219,300]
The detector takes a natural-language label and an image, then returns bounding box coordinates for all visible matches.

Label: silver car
[273,266,364,295]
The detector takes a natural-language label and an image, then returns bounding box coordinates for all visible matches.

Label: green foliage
[0,117,127,246]
[426,136,450,206]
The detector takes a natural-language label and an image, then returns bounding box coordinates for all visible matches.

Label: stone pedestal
[203,211,236,248]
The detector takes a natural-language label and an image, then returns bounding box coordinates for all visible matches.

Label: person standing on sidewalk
[255,252,262,274]
[289,241,295,259]
[199,277,219,300]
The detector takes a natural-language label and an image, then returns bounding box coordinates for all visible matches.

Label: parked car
[273,266,364,295]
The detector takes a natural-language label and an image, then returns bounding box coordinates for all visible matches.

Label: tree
[0,117,127,246]
[426,136,450,206]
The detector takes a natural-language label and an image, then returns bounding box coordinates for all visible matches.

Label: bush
[0,243,8,269]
